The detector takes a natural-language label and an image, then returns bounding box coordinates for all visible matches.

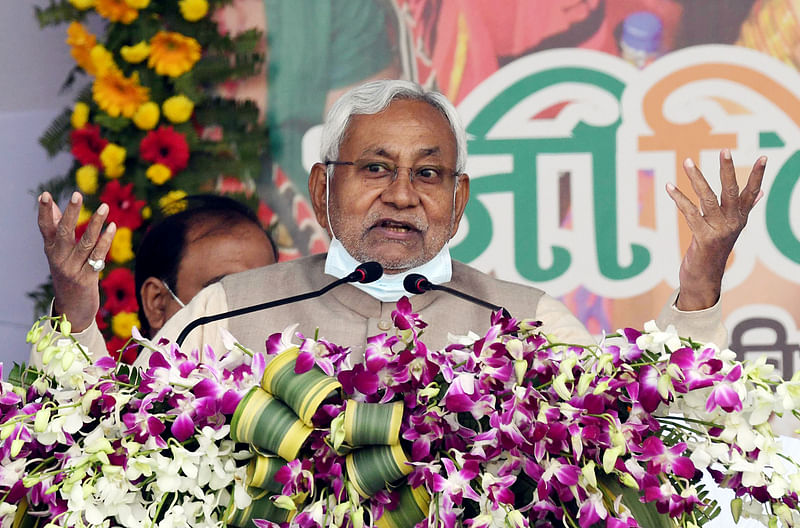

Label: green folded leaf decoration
[261,348,342,426]
[225,487,296,528]
[346,444,413,499]
[231,386,313,461]
[344,401,404,447]
[231,353,415,526]
[374,484,431,528]
[246,453,287,493]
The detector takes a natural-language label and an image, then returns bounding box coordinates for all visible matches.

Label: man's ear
[450,173,470,238]
[309,162,330,231]
[140,277,169,335]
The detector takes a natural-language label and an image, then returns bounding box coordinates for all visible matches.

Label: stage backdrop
[215,0,800,378]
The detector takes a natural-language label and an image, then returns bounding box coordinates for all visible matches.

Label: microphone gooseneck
[175,262,383,346]
[403,272,511,318]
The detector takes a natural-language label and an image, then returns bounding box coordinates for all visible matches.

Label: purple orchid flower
[122,395,166,447]
[706,364,744,413]
[670,346,723,391]
[637,436,695,479]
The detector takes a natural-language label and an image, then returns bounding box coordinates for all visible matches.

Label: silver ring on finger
[87,257,105,272]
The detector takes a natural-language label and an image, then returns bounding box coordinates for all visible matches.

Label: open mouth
[374,219,420,233]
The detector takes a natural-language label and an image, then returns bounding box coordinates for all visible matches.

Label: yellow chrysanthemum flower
[133,101,159,130]
[148,31,201,78]
[100,143,126,178]
[95,0,139,24]
[111,310,140,338]
[90,45,118,76]
[141,205,152,220]
[78,206,92,225]
[120,41,150,64]
[146,163,172,185]
[66,22,97,74]
[76,165,99,194]
[125,0,149,8]
[93,69,149,118]
[162,94,194,123]
[179,0,208,21]
[159,190,188,215]
[71,102,90,129]
[69,0,95,10]
[110,226,134,264]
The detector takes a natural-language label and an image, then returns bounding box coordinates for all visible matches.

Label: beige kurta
[32,254,726,369]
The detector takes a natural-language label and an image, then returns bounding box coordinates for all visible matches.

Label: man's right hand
[38,191,116,333]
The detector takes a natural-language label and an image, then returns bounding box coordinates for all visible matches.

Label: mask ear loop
[325,166,337,241]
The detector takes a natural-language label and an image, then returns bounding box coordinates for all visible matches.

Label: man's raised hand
[37,191,116,332]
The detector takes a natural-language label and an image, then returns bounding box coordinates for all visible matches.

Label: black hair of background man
[134,194,278,337]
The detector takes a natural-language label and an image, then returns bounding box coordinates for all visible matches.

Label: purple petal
[171,413,195,442]
[295,351,314,374]
[220,390,243,415]
[193,378,222,399]
[671,456,696,479]
[147,416,166,436]
[637,366,661,413]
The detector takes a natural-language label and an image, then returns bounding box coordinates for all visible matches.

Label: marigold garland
[33,0,270,356]
[92,69,149,118]
[148,31,202,78]
[94,0,139,24]
[65,22,97,73]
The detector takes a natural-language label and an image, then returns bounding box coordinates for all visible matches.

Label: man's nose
[380,167,421,208]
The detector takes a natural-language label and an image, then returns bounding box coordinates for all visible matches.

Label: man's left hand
[666,149,765,311]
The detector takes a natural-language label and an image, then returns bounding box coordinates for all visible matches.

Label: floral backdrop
[31,0,271,354]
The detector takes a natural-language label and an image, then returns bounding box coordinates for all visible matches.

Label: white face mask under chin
[322,168,455,302]
[324,237,452,302]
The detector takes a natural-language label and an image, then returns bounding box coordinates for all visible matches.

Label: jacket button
[377,320,392,331]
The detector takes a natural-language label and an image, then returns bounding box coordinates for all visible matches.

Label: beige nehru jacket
[32,255,726,367]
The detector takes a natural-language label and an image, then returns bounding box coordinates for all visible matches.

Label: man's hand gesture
[37,191,116,332]
[666,149,765,311]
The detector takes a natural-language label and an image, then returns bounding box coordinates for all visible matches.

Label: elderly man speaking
[34,80,764,363]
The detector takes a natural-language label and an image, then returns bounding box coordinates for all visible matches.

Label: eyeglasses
[161,280,185,308]
[325,159,458,190]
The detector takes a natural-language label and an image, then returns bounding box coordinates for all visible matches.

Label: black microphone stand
[404,274,512,319]
[176,262,382,346]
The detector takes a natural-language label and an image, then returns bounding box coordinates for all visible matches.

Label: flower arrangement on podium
[3,299,800,527]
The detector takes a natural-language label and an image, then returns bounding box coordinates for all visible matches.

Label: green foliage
[34,0,82,27]
[38,108,73,157]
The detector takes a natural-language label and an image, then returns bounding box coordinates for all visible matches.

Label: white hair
[320,79,467,175]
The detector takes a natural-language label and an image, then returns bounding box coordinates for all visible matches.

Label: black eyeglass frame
[323,160,460,186]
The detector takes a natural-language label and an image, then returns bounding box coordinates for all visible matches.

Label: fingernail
[754,189,764,206]
[666,182,676,192]
[39,193,50,204]
[70,192,80,204]
[106,221,117,234]
[97,203,109,216]
[760,155,768,166]
[723,148,731,159]
[683,158,695,169]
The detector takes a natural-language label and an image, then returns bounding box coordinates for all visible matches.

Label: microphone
[175,262,383,346]
[403,273,511,318]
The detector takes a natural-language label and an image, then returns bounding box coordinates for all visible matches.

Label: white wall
[0,2,81,373]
